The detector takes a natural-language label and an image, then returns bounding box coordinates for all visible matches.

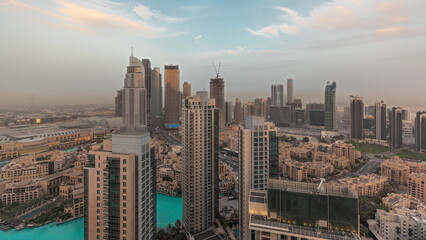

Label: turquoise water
[156,193,182,228]
[0,194,182,239]
[63,147,79,153]
[0,218,84,240]
[0,159,11,170]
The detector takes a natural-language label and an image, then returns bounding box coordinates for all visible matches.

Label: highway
[356,158,383,176]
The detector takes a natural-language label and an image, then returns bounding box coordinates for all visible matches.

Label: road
[356,158,383,176]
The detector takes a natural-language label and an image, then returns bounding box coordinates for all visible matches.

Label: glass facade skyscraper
[324,81,336,131]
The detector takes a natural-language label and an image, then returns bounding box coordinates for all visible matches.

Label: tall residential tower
[324,81,336,131]
[210,76,225,129]
[85,54,157,240]
[390,107,403,148]
[271,84,284,106]
[286,78,294,104]
[415,112,426,153]
[181,95,219,235]
[122,55,148,127]
[350,96,364,139]
[375,101,387,140]
[164,65,180,129]
[238,116,278,239]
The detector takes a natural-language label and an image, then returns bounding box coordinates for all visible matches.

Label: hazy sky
[1,0,426,108]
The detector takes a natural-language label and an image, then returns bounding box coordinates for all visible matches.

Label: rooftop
[250,215,359,240]
[192,228,228,240]
[268,179,357,198]
[0,123,92,143]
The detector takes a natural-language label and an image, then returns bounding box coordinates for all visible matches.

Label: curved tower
[122,55,147,127]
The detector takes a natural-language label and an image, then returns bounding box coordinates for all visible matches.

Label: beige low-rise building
[383,193,426,211]
[283,160,308,182]
[283,159,334,181]
[381,156,426,185]
[0,163,50,183]
[408,173,426,203]
[306,161,334,178]
[1,180,43,205]
[331,143,361,164]
[157,180,180,196]
[62,183,84,217]
[368,208,426,240]
[336,174,388,197]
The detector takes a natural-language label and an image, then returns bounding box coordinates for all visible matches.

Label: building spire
[131,46,133,57]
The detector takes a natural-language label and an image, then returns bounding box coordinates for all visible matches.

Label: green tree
[303,137,310,143]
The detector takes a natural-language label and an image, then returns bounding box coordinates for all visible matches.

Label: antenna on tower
[212,62,221,78]
[131,47,133,57]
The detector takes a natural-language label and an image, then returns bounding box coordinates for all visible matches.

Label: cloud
[133,4,185,22]
[193,35,202,43]
[194,46,248,59]
[248,0,426,41]
[6,0,167,37]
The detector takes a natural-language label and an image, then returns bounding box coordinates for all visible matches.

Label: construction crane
[212,62,221,78]
[316,178,326,194]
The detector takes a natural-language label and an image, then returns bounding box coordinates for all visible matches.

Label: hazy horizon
[1,0,426,109]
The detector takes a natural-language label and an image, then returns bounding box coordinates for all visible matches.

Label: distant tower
[150,67,163,116]
[324,81,336,131]
[390,107,403,148]
[164,65,180,129]
[238,116,278,240]
[122,55,147,127]
[234,98,243,125]
[271,84,284,106]
[415,112,426,153]
[210,69,225,129]
[142,59,152,115]
[86,52,156,240]
[287,78,294,103]
[182,95,219,235]
[195,90,208,101]
[375,101,387,140]
[350,96,364,139]
[225,101,233,125]
[183,81,192,99]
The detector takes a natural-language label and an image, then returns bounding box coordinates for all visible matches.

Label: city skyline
[1,0,426,107]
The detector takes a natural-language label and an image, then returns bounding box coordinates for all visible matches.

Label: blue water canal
[0,194,182,240]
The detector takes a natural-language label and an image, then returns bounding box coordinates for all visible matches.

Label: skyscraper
[415,111,426,153]
[324,81,336,131]
[164,65,180,129]
[150,67,162,116]
[238,116,278,239]
[271,84,284,106]
[390,107,403,148]
[195,90,208,101]
[254,98,267,119]
[181,95,219,235]
[142,59,152,115]
[85,53,156,240]
[122,55,147,127]
[286,78,294,104]
[115,89,123,117]
[234,98,243,125]
[350,96,364,139]
[183,81,191,99]
[210,76,225,129]
[225,101,233,125]
[375,101,387,140]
